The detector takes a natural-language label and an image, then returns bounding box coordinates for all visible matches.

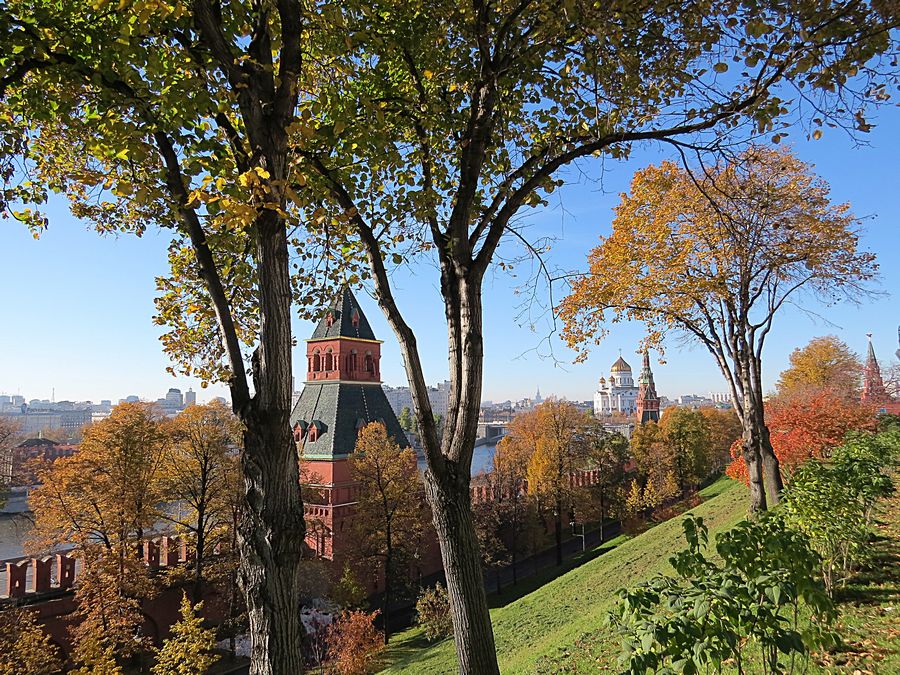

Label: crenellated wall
[469,468,604,504]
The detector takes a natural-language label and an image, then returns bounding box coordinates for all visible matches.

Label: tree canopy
[561,146,879,512]
[776,335,864,400]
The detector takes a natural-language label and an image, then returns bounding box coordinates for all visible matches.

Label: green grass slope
[380,478,750,674]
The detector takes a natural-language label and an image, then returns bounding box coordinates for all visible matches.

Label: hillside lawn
[379,475,900,674]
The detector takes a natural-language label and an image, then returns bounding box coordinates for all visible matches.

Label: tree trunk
[193,516,205,602]
[598,490,604,542]
[237,219,307,675]
[554,497,563,566]
[383,540,393,644]
[754,400,783,506]
[511,500,518,586]
[741,409,768,514]
[424,469,500,675]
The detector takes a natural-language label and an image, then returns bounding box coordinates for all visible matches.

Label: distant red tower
[861,334,900,414]
[635,349,660,424]
[290,287,409,560]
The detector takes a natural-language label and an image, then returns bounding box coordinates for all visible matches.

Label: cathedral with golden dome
[593,354,640,416]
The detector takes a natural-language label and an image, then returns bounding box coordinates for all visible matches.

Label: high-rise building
[291,286,409,560]
[635,350,660,424]
[184,388,197,407]
[165,388,184,409]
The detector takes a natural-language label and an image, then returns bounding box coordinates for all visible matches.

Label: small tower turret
[635,349,660,424]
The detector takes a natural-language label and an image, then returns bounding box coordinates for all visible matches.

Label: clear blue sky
[1,111,898,406]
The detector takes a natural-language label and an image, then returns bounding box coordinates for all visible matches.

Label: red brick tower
[861,334,900,414]
[635,349,660,424]
[290,287,409,560]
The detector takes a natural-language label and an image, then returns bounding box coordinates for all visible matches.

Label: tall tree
[348,422,426,643]
[160,401,243,600]
[698,408,743,473]
[0,417,19,508]
[0,3,326,669]
[561,148,879,512]
[659,407,713,491]
[492,431,534,585]
[580,425,630,540]
[776,335,864,400]
[297,5,898,667]
[28,402,167,554]
[525,402,588,566]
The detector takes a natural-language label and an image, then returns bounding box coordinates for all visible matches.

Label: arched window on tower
[350,349,358,372]
[324,349,333,371]
[312,350,321,372]
[365,351,374,374]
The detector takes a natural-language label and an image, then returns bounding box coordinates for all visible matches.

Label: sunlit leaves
[560,146,878,361]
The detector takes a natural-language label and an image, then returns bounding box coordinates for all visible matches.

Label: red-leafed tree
[727,388,877,482]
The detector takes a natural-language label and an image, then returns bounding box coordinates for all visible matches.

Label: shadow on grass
[487,535,630,610]
[486,481,730,611]
[834,531,900,606]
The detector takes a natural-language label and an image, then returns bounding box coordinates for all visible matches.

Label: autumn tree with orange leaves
[522,402,590,566]
[348,423,426,643]
[159,401,243,600]
[29,403,167,668]
[561,147,877,513]
[727,388,877,483]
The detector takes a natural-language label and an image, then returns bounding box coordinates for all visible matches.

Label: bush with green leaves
[781,430,896,595]
[611,514,835,675]
[415,582,453,642]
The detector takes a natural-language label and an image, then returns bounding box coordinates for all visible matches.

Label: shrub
[611,514,835,675]
[152,593,219,675]
[326,610,383,675]
[331,564,368,610]
[781,430,897,595]
[0,607,63,675]
[415,582,453,642]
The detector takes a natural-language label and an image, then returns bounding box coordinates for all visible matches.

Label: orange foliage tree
[327,610,384,675]
[159,400,243,600]
[522,402,589,566]
[726,389,877,482]
[561,147,877,513]
[28,403,167,665]
[348,423,425,643]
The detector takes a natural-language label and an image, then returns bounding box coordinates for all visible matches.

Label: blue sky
[1,111,898,406]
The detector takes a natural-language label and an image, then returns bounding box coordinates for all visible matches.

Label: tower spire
[636,348,660,424]
[862,333,889,405]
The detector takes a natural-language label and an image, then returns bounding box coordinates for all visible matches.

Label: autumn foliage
[727,389,877,483]
[0,607,62,675]
[327,610,384,675]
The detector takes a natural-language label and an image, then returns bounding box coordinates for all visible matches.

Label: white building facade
[593,356,640,416]
[383,380,452,419]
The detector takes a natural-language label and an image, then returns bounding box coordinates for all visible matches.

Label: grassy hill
[380,473,900,674]
[380,478,750,674]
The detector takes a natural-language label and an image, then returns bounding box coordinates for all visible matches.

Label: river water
[416,442,497,475]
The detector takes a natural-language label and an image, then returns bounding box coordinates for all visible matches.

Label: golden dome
[610,356,632,373]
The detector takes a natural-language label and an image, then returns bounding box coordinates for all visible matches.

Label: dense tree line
[23,402,242,672]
